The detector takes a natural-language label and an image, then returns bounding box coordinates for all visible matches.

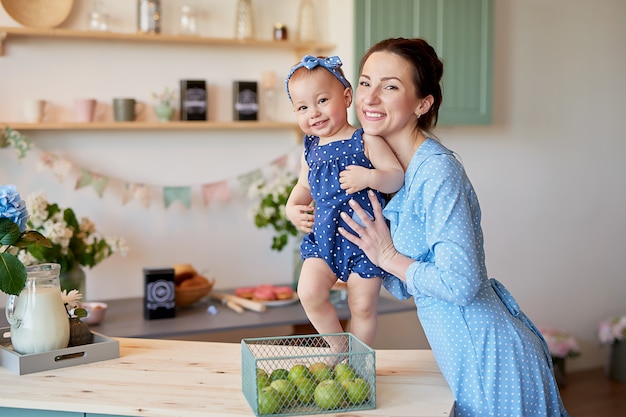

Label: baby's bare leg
[297,258,344,336]
[346,274,382,346]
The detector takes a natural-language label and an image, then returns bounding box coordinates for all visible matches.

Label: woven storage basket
[1,0,74,28]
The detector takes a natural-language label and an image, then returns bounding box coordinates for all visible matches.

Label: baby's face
[288,69,352,139]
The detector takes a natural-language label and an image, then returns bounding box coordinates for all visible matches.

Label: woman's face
[355,51,422,139]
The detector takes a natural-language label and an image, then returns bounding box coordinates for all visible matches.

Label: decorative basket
[1,0,74,29]
[242,333,376,416]
[175,279,214,308]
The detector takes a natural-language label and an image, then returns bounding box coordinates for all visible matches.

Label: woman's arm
[339,134,404,194]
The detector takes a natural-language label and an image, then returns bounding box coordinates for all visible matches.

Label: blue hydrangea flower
[0,184,29,232]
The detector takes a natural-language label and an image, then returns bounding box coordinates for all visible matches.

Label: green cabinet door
[354,0,493,125]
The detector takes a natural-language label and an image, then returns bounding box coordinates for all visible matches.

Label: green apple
[288,363,313,382]
[257,368,271,389]
[270,368,290,382]
[257,386,283,414]
[309,362,334,382]
[270,379,297,406]
[342,378,370,404]
[293,376,316,404]
[314,379,347,410]
[334,362,357,382]
[257,372,271,390]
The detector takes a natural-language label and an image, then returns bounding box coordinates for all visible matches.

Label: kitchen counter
[0,337,454,417]
[0,293,415,340]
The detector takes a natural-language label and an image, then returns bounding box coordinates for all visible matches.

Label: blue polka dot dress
[381,138,569,417]
[300,128,387,282]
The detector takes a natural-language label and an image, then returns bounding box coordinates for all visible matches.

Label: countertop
[0,292,415,340]
[0,337,454,417]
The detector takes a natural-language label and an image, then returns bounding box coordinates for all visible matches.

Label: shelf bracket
[0,31,7,56]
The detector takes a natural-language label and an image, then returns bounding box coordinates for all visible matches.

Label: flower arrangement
[247,169,300,251]
[598,315,626,345]
[0,184,52,295]
[538,326,581,358]
[152,87,176,105]
[16,191,128,279]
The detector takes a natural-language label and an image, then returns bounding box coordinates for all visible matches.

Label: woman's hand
[338,190,398,270]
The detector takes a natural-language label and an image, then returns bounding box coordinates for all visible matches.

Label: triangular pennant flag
[163,186,191,209]
[3,127,32,159]
[273,154,288,168]
[37,152,72,183]
[238,168,263,192]
[75,169,109,198]
[122,183,152,208]
[201,181,231,205]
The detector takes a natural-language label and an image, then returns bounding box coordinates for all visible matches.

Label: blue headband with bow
[285,55,351,101]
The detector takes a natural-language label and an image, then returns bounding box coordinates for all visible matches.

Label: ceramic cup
[23,99,49,123]
[113,98,144,122]
[74,98,100,123]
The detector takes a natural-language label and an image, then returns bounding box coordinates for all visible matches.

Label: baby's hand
[286,204,315,234]
[339,165,371,194]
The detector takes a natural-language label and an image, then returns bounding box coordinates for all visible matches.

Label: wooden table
[0,293,415,340]
[0,337,454,417]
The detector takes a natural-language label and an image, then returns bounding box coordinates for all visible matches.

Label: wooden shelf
[1,121,300,131]
[0,26,335,56]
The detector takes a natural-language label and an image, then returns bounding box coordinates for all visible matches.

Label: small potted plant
[598,314,626,382]
[152,87,176,122]
[538,326,580,387]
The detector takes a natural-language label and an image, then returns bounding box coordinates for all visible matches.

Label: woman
[338,38,569,417]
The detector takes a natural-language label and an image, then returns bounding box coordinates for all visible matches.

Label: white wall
[1,0,624,371]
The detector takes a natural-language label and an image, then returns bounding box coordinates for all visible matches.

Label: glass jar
[179,3,198,36]
[274,23,287,41]
[5,263,70,355]
[235,0,255,40]
[137,0,161,34]
[88,0,109,31]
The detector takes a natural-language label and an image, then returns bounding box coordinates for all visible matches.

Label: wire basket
[241,333,376,416]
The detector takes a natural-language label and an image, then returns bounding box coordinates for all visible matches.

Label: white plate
[260,294,299,307]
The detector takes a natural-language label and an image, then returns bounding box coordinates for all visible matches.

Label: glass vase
[235,0,255,40]
[60,264,86,296]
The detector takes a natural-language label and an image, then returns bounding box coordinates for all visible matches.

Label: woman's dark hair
[359,38,443,133]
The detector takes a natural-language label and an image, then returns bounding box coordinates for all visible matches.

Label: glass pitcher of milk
[5,263,70,355]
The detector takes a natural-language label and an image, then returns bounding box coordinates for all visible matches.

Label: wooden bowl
[1,0,74,28]
[175,278,214,308]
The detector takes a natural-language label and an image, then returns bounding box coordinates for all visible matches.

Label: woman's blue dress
[381,138,569,417]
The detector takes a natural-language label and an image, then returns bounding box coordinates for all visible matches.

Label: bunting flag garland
[37,152,72,182]
[201,181,231,205]
[75,169,110,198]
[122,182,151,208]
[2,127,31,159]
[1,127,300,211]
[163,186,192,209]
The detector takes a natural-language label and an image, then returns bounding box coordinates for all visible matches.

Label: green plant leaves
[0,252,27,295]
